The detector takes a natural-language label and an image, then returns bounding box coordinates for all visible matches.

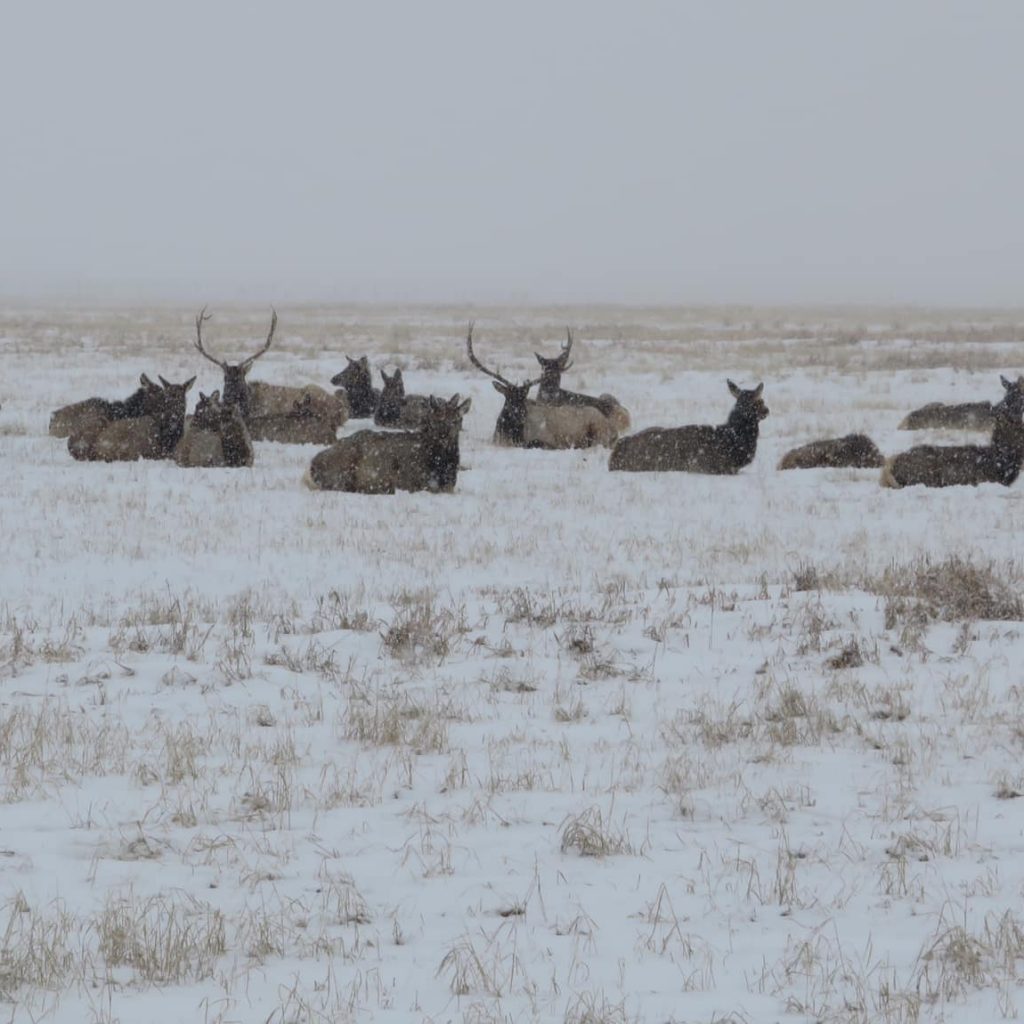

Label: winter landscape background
[0,303,1023,1022]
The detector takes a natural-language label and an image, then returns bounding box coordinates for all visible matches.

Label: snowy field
[2,303,1024,1023]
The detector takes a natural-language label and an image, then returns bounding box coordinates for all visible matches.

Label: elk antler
[559,327,575,370]
[465,323,540,389]
[240,309,277,369]
[193,306,227,369]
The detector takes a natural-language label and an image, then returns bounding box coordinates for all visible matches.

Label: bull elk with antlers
[466,325,619,449]
[304,394,472,494]
[193,308,348,444]
[534,329,631,433]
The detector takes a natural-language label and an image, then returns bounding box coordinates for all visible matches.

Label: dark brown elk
[373,368,433,428]
[193,308,348,442]
[609,380,768,473]
[778,434,883,470]
[898,401,995,431]
[173,391,254,468]
[466,325,618,449]
[68,376,195,462]
[330,356,380,418]
[49,375,159,438]
[535,329,631,433]
[881,375,1024,488]
[304,394,472,494]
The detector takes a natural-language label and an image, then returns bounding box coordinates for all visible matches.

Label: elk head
[331,355,371,390]
[727,379,769,421]
[466,323,540,445]
[193,307,276,419]
[534,328,574,394]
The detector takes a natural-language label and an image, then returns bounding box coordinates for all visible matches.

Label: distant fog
[3,1,1023,306]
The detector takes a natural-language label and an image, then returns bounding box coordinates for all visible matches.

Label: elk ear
[458,397,472,415]
[753,382,764,397]
[346,355,356,365]
[211,390,220,402]
[360,356,370,370]
[1002,374,1013,390]
[492,380,509,396]
[534,352,544,364]
[183,376,196,392]
[140,373,155,388]
[429,395,440,410]
[727,379,741,397]
[394,368,403,382]
[158,375,171,388]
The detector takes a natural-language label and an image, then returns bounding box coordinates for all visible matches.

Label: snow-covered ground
[1,303,1023,1023]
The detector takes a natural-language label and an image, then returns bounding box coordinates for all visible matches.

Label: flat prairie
[1,303,1023,1023]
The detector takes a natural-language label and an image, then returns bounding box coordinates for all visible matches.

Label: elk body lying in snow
[50,375,158,438]
[373,368,434,428]
[609,381,769,474]
[331,356,380,418]
[881,375,1024,489]
[534,329,631,434]
[193,309,348,443]
[466,325,619,449]
[173,391,254,468]
[304,395,472,494]
[898,400,995,431]
[68,376,195,462]
[778,434,883,470]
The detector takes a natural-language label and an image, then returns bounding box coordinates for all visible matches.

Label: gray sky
[3,1,1023,305]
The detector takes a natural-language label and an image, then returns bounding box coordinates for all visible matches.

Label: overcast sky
[3,1,1023,306]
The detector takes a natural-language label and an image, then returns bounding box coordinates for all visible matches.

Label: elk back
[521,403,619,449]
[305,430,455,494]
[898,401,995,431]
[69,416,168,462]
[778,434,883,470]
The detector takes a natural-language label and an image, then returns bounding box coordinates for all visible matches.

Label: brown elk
[373,368,433,428]
[304,394,472,494]
[49,375,159,438]
[898,400,995,431]
[330,356,380,418]
[173,391,254,468]
[881,375,1024,488]
[778,434,883,470]
[609,380,768,473]
[193,308,348,442]
[68,376,195,462]
[534,329,631,432]
[466,325,618,449]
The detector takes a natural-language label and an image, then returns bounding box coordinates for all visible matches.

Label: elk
[304,394,472,494]
[193,308,348,442]
[68,376,195,462]
[609,380,768,473]
[373,368,433,428]
[49,375,159,438]
[534,329,631,432]
[330,356,380,418]
[173,391,254,468]
[778,434,883,470]
[898,400,995,431]
[881,375,1024,488]
[466,325,618,449]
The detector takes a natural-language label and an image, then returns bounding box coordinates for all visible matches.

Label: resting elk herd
[36,310,1024,493]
